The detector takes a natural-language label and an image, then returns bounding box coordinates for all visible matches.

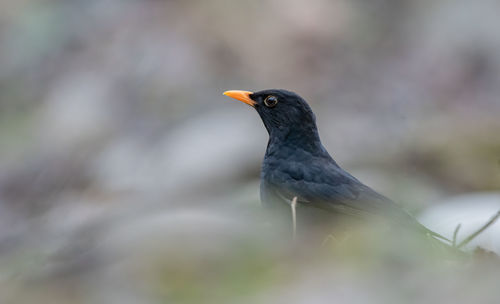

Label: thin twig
[452,223,461,247]
[291,197,297,240]
[457,210,500,249]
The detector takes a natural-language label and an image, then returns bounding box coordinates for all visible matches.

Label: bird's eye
[264,95,278,108]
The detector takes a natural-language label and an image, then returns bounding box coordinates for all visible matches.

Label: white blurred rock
[418,192,500,253]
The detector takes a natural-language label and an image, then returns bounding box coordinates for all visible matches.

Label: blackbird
[224,89,447,241]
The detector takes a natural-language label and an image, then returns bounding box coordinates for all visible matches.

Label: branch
[456,210,500,249]
[452,223,461,247]
[291,197,298,240]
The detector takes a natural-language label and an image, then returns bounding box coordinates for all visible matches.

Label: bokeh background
[1,0,500,303]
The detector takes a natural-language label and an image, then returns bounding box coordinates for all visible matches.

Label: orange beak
[223,90,256,107]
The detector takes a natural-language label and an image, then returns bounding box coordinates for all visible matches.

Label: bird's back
[260,144,424,229]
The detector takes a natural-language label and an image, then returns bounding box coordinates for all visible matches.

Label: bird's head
[223,89,318,140]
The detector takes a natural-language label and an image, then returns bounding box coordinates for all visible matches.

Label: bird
[223,89,449,242]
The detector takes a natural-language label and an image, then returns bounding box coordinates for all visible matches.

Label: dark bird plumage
[224,89,447,240]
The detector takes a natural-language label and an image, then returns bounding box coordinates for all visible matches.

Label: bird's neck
[265,125,326,158]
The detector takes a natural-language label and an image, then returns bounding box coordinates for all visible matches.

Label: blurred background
[1,0,500,303]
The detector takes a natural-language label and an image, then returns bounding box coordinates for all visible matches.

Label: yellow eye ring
[264,95,278,107]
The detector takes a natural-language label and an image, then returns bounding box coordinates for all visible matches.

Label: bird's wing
[266,159,411,220]
[264,158,450,242]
